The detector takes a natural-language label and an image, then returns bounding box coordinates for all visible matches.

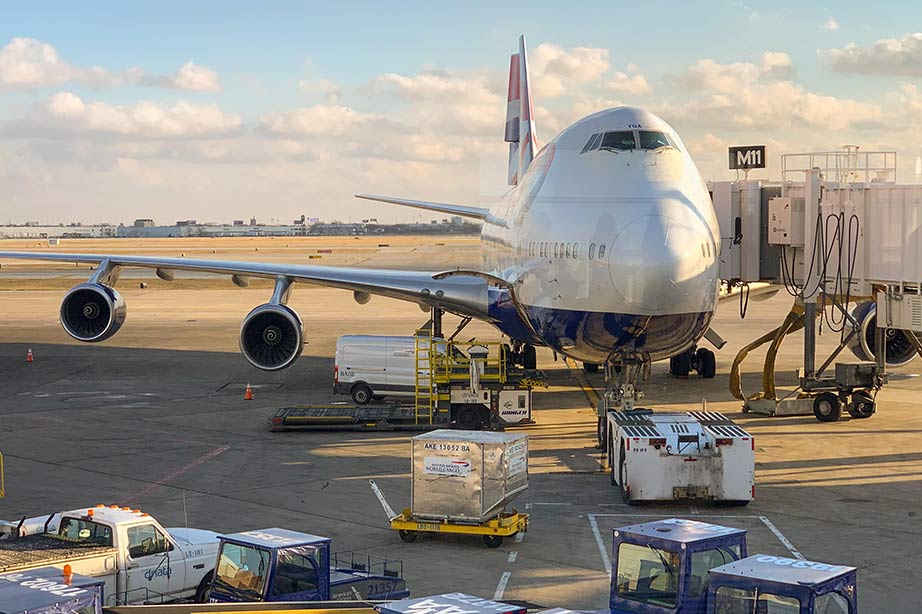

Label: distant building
[133,218,155,227]
[233,220,245,226]
[451,216,463,226]
[176,219,197,227]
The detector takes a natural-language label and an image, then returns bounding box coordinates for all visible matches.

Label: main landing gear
[510,342,537,370]
[669,346,716,379]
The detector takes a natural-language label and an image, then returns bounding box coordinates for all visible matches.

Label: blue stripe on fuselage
[488,288,712,362]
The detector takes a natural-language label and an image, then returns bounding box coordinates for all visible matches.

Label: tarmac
[0,237,920,610]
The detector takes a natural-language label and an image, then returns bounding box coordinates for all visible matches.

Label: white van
[334,335,443,404]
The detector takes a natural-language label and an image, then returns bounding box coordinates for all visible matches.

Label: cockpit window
[639,131,671,150]
[600,131,636,151]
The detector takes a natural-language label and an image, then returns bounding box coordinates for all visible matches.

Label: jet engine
[846,301,920,367]
[60,283,127,342]
[239,304,304,370]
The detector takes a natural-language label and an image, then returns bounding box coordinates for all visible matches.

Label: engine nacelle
[847,301,920,367]
[239,304,304,370]
[60,283,127,343]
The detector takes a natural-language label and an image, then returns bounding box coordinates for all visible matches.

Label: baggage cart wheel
[813,392,842,422]
[483,534,503,548]
[398,530,418,543]
[847,390,876,419]
[351,383,373,405]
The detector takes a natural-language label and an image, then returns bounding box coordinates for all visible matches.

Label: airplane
[0,35,725,397]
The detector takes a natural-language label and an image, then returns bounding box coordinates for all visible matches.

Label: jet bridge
[712,148,922,421]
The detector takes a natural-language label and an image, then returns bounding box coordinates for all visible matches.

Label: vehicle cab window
[215,542,270,596]
[639,131,672,150]
[58,517,113,547]
[272,548,322,596]
[127,523,172,558]
[688,546,741,596]
[615,542,680,608]
[713,587,801,613]
[600,131,637,151]
[815,592,851,614]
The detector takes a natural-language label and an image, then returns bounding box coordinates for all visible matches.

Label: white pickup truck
[0,505,220,604]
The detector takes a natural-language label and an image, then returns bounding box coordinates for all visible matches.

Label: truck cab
[208,528,408,602]
[610,518,748,614]
[706,555,857,613]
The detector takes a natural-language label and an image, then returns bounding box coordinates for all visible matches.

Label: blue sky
[1,1,921,224]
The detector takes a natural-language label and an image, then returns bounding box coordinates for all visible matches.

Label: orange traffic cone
[244,383,254,400]
[26,348,34,363]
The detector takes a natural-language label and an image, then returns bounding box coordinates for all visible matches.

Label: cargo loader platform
[270,404,452,431]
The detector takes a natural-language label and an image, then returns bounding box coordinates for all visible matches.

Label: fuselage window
[573,243,579,258]
[589,243,596,259]
[565,243,572,258]
[599,243,607,259]
[639,131,671,150]
[554,243,559,258]
[600,131,636,151]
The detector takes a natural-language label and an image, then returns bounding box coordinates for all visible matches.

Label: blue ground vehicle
[207,528,408,603]
[707,555,857,613]
[610,518,748,614]
[0,566,103,614]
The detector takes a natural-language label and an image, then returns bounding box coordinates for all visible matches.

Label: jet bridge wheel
[847,390,876,419]
[813,392,842,422]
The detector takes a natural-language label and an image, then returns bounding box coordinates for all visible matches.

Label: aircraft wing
[0,251,491,318]
[355,194,506,227]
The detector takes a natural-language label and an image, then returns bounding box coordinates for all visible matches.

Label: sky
[2,1,922,225]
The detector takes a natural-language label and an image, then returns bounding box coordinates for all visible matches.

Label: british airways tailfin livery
[0,36,719,382]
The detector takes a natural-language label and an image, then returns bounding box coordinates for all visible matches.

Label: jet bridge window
[600,131,637,151]
[639,131,672,150]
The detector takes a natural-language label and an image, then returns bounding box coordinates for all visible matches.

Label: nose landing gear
[669,346,716,379]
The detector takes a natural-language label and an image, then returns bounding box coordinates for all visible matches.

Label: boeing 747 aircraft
[0,36,723,391]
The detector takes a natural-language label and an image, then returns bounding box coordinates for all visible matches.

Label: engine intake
[239,304,304,370]
[60,283,127,343]
[847,301,920,367]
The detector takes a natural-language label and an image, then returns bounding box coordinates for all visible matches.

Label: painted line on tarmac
[515,532,525,543]
[123,445,230,505]
[566,358,600,408]
[493,571,512,600]
[759,516,805,560]
[588,513,806,572]
[507,551,518,563]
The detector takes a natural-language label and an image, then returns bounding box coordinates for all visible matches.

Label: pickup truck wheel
[194,571,213,603]
[483,534,503,548]
[398,530,418,543]
[351,383,373,405]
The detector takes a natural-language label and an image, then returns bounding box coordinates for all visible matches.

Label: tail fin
[505,35,539,185]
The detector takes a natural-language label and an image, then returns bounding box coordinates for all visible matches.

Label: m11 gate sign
[729,145,766,170]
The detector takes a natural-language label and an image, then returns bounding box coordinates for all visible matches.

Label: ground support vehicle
[376,593,526,614]
[207,528,408,603]
[0,505,219,605]
[706,555,858,613]
[369,480,528,549]
[271,332,543,432]
[0,566,104,614]
[600,408,754,505]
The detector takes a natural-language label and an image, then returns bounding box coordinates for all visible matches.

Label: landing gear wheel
[483,534,503,548]
[455,405,483,430]
[523,345,537,370]
[670,352,691,378]
[847,390,876,419]
[583,362,599,373]
[696,348,717,379]
[351,384,372,405]
[813,392,842,422]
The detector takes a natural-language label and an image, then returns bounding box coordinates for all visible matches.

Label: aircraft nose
[609,214,714,311]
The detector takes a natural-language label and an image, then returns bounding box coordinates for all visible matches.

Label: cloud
[821,17,840,31]
[299,77,342,103]
[7,92,242,138]
[679,52,793,93]
[821,32,922,76]
[260,104,385,136]
[529,42,611,98]
[607,72,651,96]
[0,37,220,91]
